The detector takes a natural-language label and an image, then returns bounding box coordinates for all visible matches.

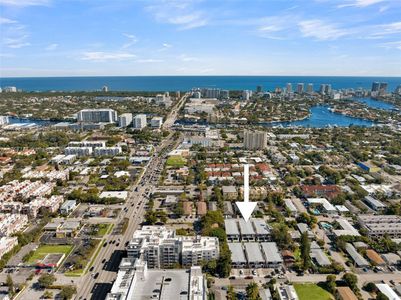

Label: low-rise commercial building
[106,258,206,300]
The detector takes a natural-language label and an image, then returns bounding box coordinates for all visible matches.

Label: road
[75,93,189,300]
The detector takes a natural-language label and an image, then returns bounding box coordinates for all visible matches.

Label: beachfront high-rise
[286,83,292,93]
[371,82,380,92]
[296,83,304,94]
[307,83,314,94]
[77,109,117,123]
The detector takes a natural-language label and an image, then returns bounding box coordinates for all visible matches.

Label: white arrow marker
[236,164,257,222]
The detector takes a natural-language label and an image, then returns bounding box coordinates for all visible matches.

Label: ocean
[0,76,400,92]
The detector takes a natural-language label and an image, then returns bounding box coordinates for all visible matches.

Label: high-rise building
[102,85,109,92]
[379,82,388,96]
[155,93,172,107]
[0,116,9,125]
[220,90,230,99]
[286,83,292,94]
[77,109,117,123]
[307,83,314,94]
[133,114,147,129]
[325,84,332,95]
[202,88,221,99]
[243,130,267,150]
[3,86,17,92]
[118,113,133,127]
[256,85,263,93]
[371,82,380,92]
[242,90,252,100]
[320,84,327,95]
[296,83,304,94]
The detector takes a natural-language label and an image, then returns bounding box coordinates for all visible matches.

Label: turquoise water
[1,76,400,92]
[261,105,375,128]
[353,97,396,111]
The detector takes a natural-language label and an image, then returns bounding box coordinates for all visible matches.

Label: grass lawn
[28,245,73,263]
[65,239,101,277]
[294,284,333,300]
[96,223,113,237]
[166,155,186,167]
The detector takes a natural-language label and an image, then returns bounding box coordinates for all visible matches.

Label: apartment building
[127,226,219,269]
[0,213,28,237]
[358,215,401,238]
[0,237,18,259]
[77,109,117,123]
[243,130,267,150]
[94,147,122,156]
[64,146,93,157]
[225,218,271,242]
[0,180,55,202]
[150,117,163,128]
[118,113,133,127]
[68,141,107,148]
[133,114,147,129]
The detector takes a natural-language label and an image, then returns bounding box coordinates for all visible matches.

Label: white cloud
[0,0,50,7]
[81,51,136,61]
[298,19,350,40]
[45,43,58,51]
[3,36,30,48]
[146,0,208,30]
[338,0,387,8]
[0,17,17,24]
[380,41,401,50]
[136,59,163,63]
[179,54,199,62]
[122,33,137,49]
[162,43,172,48]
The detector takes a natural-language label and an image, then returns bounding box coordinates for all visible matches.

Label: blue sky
[0,0,401,77]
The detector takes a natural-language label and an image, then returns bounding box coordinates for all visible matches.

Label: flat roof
[228,243,246,263]
[261,242,283,263]
[239,219,255,235]
[128,269,190,300]
[224,219,240,236]
[252,219,270,235]
[244,242,264,263]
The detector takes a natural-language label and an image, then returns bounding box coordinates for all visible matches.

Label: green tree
[343,273,358,293]
[38,274,56,288]
[43,291,53,299]
[376,292,389,300]
[59,285,77,300]
[300,232,311,270]
[271,223,291,249]
[246,282,261,300]
[227,285,237,300]
[326,274,336,294]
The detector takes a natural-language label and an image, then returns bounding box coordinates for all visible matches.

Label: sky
[0,0,401,77]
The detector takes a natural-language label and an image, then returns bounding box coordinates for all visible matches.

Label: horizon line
[1,74,401,79]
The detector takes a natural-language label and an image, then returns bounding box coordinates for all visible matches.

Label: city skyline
[1,0,401,77]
